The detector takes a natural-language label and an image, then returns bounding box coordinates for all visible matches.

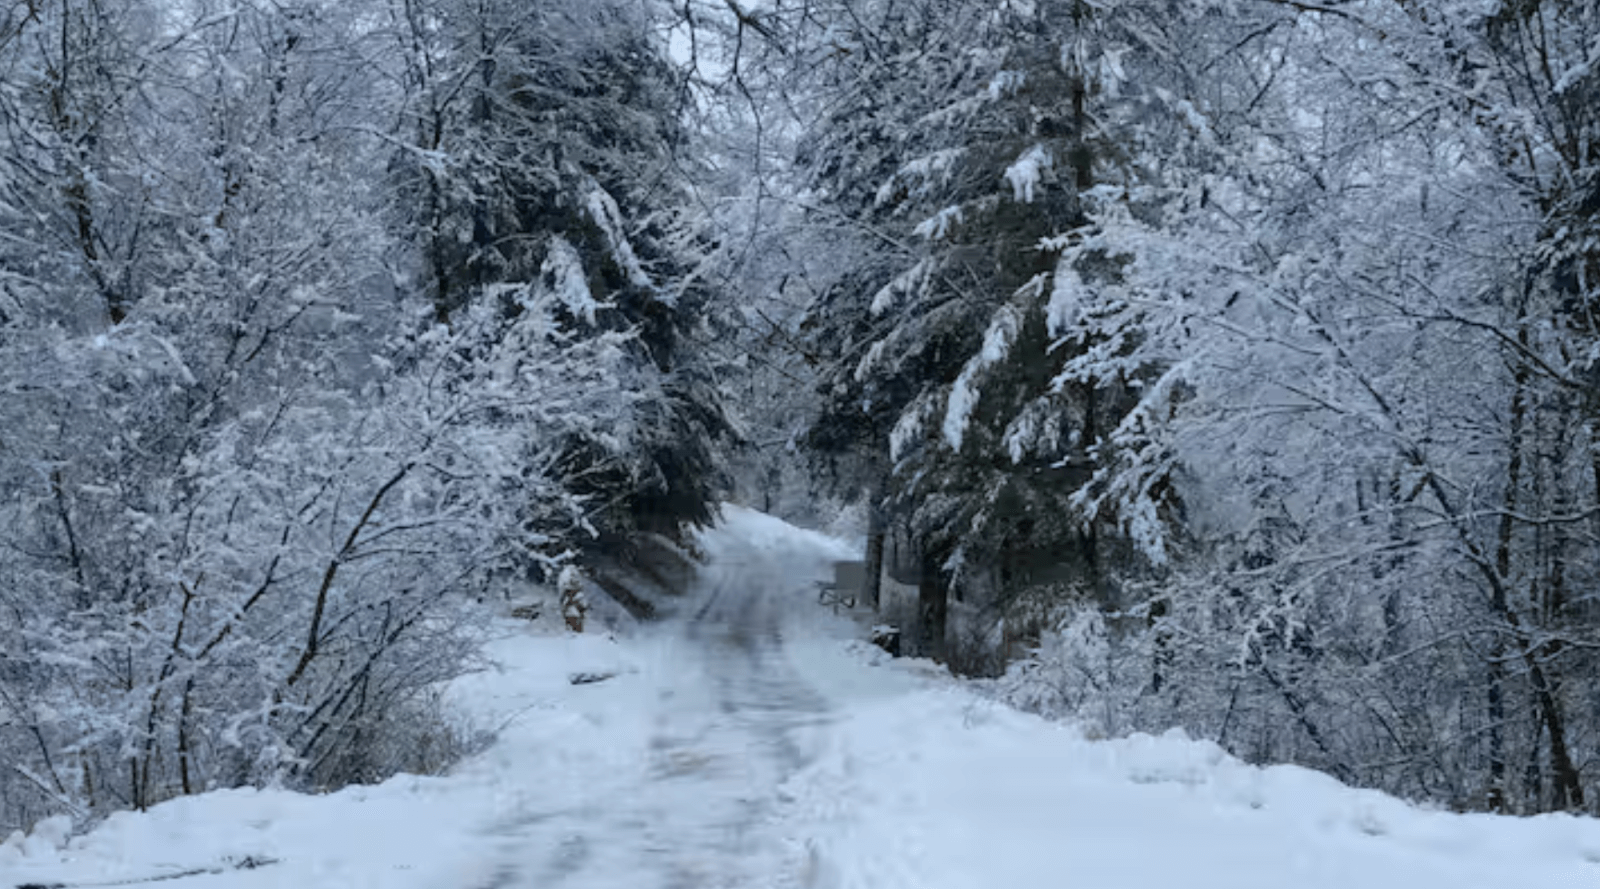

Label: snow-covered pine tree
[791,0,1187,668]
[388,0,734,564]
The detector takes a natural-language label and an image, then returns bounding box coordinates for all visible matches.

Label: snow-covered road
[7,505,1600,889]
[462,514,851,889]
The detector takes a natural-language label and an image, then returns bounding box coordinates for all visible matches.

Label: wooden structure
[816,560,866,613]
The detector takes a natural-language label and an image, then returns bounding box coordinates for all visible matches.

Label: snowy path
[463,520,849,889]
[7,505,1600,889]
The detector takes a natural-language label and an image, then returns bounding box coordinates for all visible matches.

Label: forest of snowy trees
[1,0,1597,833]
[0,0,734,831]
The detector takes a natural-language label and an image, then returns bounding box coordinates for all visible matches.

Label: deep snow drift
[5,505,1600,888]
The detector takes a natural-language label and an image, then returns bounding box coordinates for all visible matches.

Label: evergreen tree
[793,0,1182,665]
[390,0,734,555]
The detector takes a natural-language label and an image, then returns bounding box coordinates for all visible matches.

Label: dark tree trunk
[1488,327,1531,812]
[863,477,886,611]
[1532,672,1584,810]
[919,550,948,663]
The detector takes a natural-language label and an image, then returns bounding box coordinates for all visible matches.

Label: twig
[14,855,278,888]
[9,764,86,819]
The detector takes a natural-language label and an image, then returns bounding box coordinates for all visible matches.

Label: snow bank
[781,672,1600,889]
[0,625,650,889]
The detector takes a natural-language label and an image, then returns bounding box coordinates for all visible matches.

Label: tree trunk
[178,678,196,796]
[863,477,886,611]
[919,549,948,663]
[1488,328,1531,812]
[1532,671,1583,809]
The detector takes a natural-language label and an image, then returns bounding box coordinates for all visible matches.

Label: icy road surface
[6,505,1600,888]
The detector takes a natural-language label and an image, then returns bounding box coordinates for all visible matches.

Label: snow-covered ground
[6,504,1600,888]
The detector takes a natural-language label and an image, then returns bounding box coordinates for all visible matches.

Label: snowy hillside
[5,506,1599,889]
